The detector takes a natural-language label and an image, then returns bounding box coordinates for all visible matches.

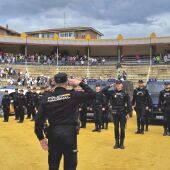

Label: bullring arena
[0,32,170,170]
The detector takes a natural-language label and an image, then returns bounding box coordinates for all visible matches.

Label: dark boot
[113,139,119,149]
[105,123,108,130]
[97,125,101,132]
[120,139,125,149]
[135,129,141,134]
[141,131,144,135]
[17,120,23,123]
[145,125,148,132]
[101,124,104,129]
[92,127,98,132]
[163,129,167,136]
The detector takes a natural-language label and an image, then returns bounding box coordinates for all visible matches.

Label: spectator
[122,70,127,80]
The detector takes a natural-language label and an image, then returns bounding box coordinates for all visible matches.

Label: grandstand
[0,64,170,88]
[0,32,170,87]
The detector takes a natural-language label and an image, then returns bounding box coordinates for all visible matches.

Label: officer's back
[34,73,95,170]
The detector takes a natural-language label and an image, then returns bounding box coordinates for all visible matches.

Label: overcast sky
[0,0,170,38]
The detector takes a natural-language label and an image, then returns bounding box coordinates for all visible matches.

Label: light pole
[54,34,59,73]
[21,32,29,76]
[117,34,123,64]
[86,34,91,78]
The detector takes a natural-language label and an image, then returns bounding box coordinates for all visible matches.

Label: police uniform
[25,88,33,119]
[37,88,45,108]
[2,91,11,122]
[31,88,39,121]
[101,95,110,129]
[102,80,132,149]
[158,82,170,136]
[132,80,152,134]
[79,102,88,128]
[92,88,106,132]
[16,90,26,123]
[10,89,20,120]
[34,73,95,170]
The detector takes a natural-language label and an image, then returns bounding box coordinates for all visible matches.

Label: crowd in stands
[0,51,106,66]
[1,50,170,67]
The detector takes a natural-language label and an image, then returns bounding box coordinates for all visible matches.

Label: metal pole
[87,40,90,78]
[147,38,152,83]
[56,44,59,73]
[150,39,152,66]
[25,36,27,66]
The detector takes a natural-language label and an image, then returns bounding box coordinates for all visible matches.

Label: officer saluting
[158,82,170,136]
[34,73,95,170]
[102,80,132,149]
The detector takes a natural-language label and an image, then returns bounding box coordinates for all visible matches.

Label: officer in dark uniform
[34,73,95,170]
[10,88,20,120]
[92,84,106,132]
[17,89,26,123]
[102,80,132,149]
[25,86,33,119]
[79,102,88,128]
[31,87,38,121]
[132,80,152,134]
[2,90,11,122]
[101,96,110,130]
[37,86,45,108]
[158,82,170,136]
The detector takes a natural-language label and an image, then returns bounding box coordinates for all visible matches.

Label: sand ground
[0,115,169,170]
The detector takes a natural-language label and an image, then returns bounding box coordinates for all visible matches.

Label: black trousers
[48,126,77,170]
[135,107,145,132]
[27,105,36,119]
[18,107,25,122]
[94,107,102,129]
[163,109,170,132]
[113,113,126,141]
[26,104,32,118]
[14,105,19,120]
[80,110,87,127]
[3,107,10,121]
[145,110,149,129]
[102,109,109,126]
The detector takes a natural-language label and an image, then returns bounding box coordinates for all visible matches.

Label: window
[59,32,75,38]
[81,32,86,38]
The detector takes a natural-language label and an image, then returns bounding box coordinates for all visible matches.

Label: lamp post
[150,32,157,66]
[21,32,29,76]
[117,34,123,64]
[85,34,91,78]
[54,34,59,73]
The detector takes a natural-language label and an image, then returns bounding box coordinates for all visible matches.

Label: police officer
[10,88,20,120]
[92,84,106,132]
[31,87,38,121]
[132,80,152,134]
[37,87,45,108]
[79,102,88,128]
[158,82,170,136]
[25,86,33,119]
[17,89,26,123]
[2,90,11,122]
[34,73,95,170]
[101,96,110,129]
[102,80,132,149]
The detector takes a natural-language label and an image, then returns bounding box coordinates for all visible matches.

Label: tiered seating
[121,56,150,65]
[0,64,170,87]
